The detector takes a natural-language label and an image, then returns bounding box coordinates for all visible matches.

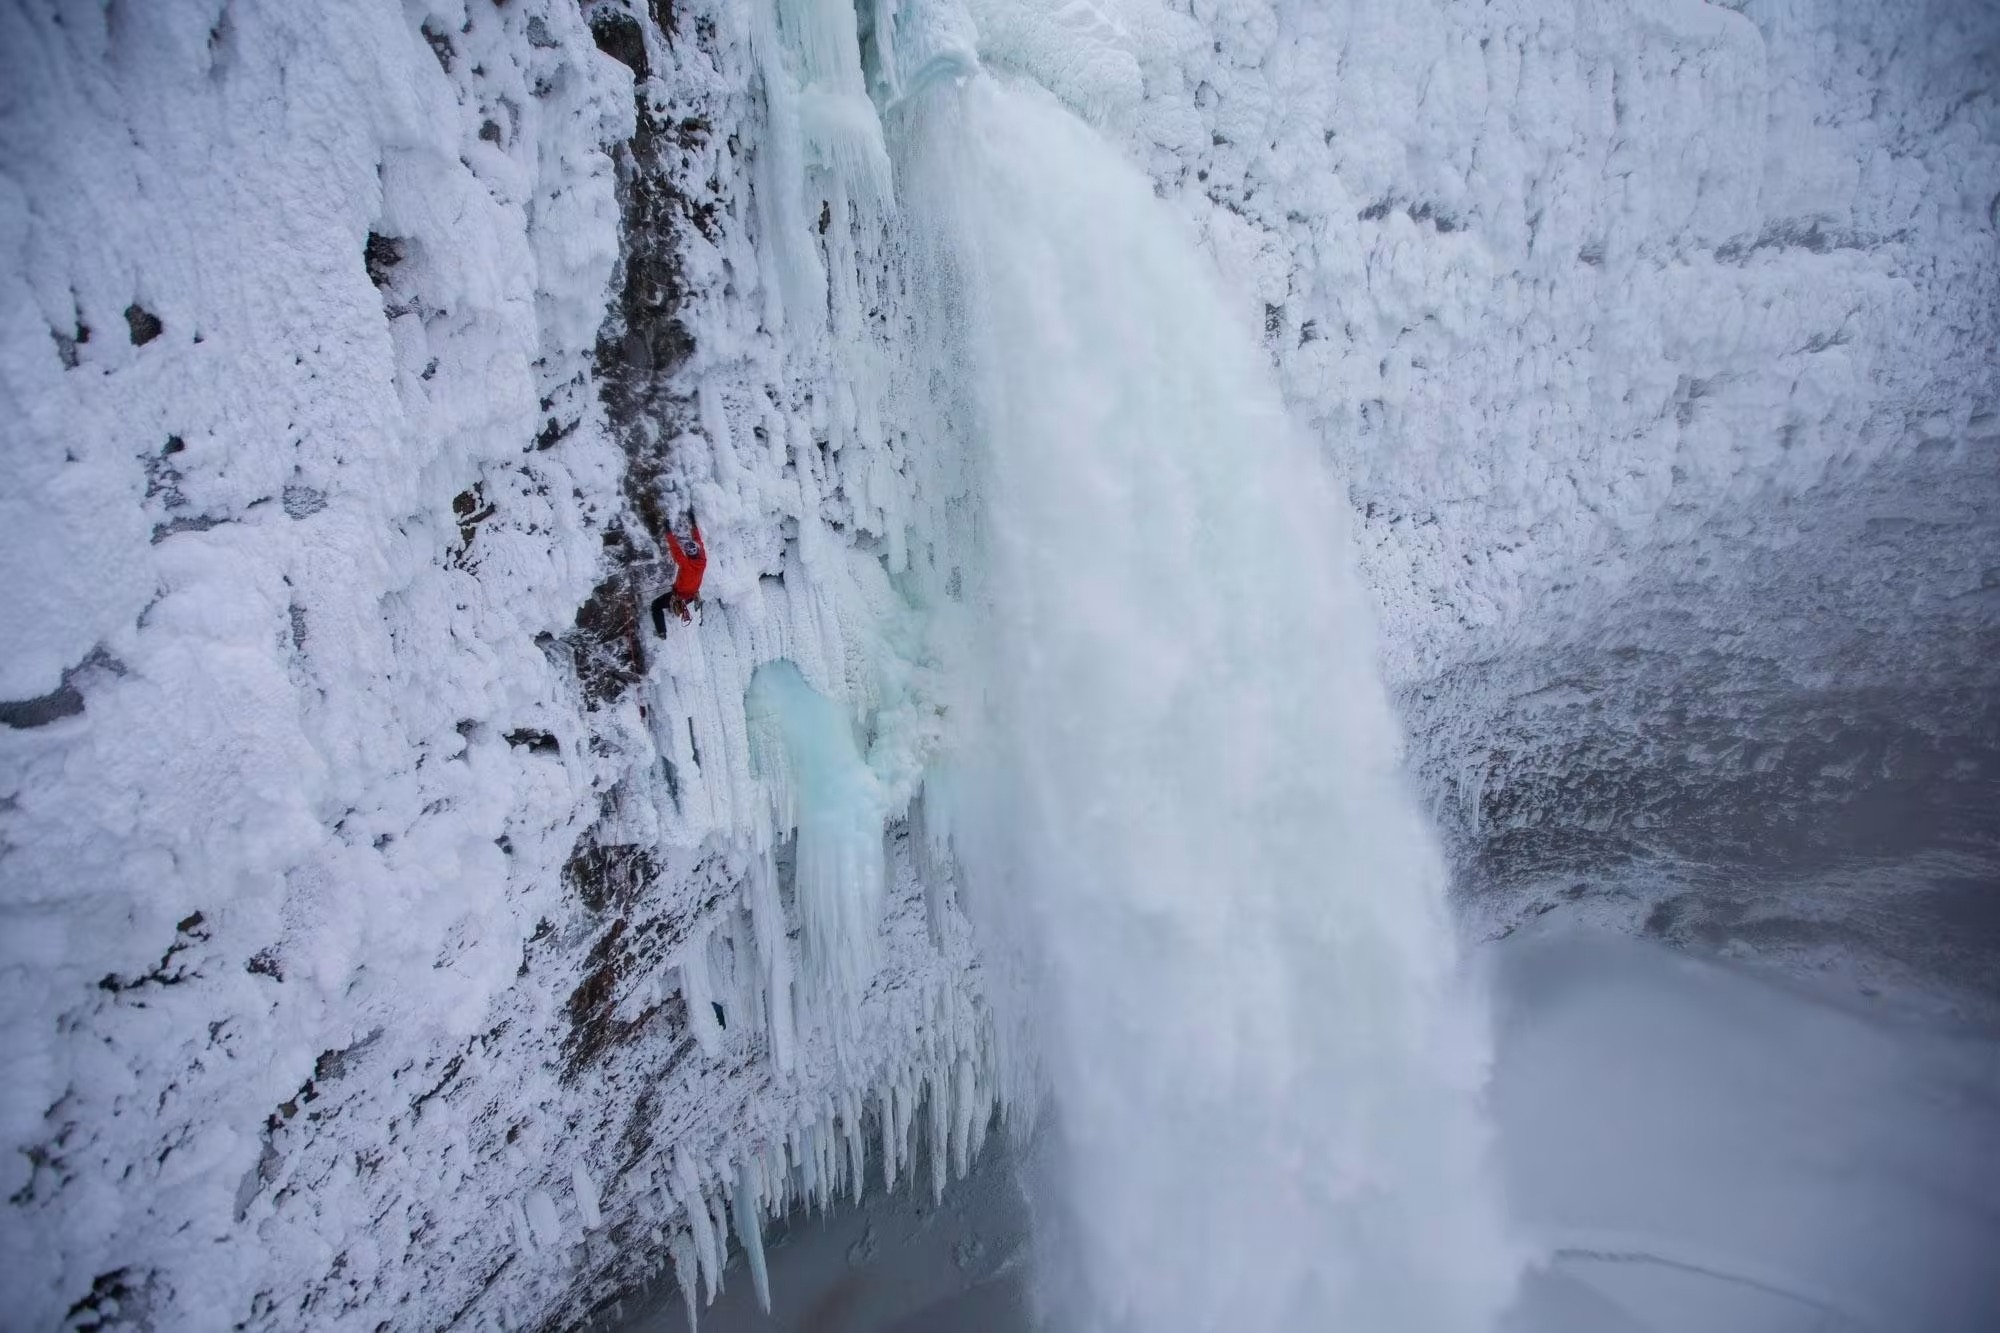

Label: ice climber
[652,518,707,631]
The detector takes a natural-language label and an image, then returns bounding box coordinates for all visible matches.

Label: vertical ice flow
[899,72,1519,1332]
[730,1159,772,1313]
[746,660,887,1006]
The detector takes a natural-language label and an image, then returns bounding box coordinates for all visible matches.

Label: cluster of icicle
[646,650,1009,1328]
[631,1003,1010,1326]
[645,684,1006,1321]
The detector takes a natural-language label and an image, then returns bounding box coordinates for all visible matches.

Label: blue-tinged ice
[858,0,978,110]
[746,659,887,1004]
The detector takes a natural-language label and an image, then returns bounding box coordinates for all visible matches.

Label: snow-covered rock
[1,1,1001,1327]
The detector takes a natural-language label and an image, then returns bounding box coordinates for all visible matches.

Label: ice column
[896,60,1520,1333]
[745,660,887,1006]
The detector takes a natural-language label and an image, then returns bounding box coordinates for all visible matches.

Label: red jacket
[667,521,706,598]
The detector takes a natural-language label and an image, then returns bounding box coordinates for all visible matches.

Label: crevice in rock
[1,647,121,729]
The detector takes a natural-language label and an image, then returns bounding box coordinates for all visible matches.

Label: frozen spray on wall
[869,5,1522,1328]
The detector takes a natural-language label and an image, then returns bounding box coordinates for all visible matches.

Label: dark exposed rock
[364,232,404,287]
[569,562,649,707]
[124,304,163,345]
[561,831,658,915]
[1407,200,1459,232]
[150,514,225,543]
[99,910,210,994]
[560,911,696,1083]
[504,728,560,754]
[597,136,699,414]
[557,4,718,708]
[1712,219,1898,265]
[0,679,83,729]
[593,9,713,488]
[281,483,327,519]
[421,20,455,73]
[534,415,577,450]
[526,13,565,49]
[143,446,186,506]
[65,1268,150,1331]
[451,485,495,564]
[589,10,648,78]
[1354,196,1462,233]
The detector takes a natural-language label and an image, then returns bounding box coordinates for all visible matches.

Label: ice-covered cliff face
[1,1,1002,1327]
[1,0,1995,1330]
[1094,0,2000,987]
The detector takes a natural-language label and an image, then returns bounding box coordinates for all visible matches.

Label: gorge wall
[1,0,1994,1328]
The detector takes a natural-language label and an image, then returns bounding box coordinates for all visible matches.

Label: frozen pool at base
[1488,920,2000,1333]
[618,913,2000,1333]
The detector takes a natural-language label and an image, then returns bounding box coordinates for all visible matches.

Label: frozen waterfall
[896,68,1520,1333]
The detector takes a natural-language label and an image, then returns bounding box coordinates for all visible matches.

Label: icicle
[572,1162,603,1230]
[731,1159,773,1314]
[667,1230,701,1333]
[799,1120,817,1213]
[776,0,874,104]
[831,1097,847,1197]
[879,1081,899,1194]
[952,1055,978,1181]
[747,0,896,355]
[818,1116,836,1211]
[914,769,958,945]
[706,1189,733,1288]
[673,1150,723,1304]
[896,1069,917,1184]
[680,935,724,1056]
[970,1085,990,1164]
[844,1089,867,1202]
[746,661,888,1006]
[763,1143,787,1219]
[786,1125,808,1212]
[927,1063,949,1202]
[728,915,769,1043]
[743,849,799,1074]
